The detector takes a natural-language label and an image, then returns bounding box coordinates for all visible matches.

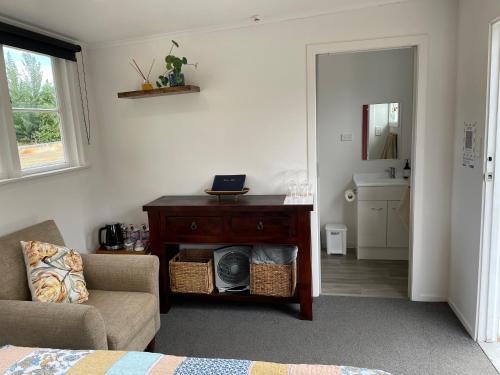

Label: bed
[0,345,391,375]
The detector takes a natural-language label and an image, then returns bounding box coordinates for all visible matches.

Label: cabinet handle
[190,221,198,230]
[256,221,264,231]
[371,207,383,211]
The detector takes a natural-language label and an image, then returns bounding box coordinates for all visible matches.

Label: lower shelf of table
[168,291,300,304]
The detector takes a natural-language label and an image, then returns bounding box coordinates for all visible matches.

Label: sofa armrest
[82,254,161,332]
[81,254,159,297]
[0,300,107,350]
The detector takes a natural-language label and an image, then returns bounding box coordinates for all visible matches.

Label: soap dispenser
[403,159,411,179]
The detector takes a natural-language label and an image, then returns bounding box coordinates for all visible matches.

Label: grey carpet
[156,296,497,375]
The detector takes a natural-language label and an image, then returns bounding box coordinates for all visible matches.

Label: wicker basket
[169,249,214,294]
[250,261,296,297]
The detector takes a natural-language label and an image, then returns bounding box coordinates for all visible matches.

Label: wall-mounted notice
[462,122,477,168]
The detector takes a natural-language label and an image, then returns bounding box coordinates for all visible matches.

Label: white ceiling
[0,0,408,45]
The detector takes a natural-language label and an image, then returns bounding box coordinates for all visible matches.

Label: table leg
[298,209,313,320]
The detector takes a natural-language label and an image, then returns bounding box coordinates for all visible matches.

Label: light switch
[341,133,353,142]
[375,127,382,136]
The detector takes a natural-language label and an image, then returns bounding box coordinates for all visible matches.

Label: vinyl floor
[321,248,408,298]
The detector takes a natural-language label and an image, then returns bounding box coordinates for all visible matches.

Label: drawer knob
[256,221,264,231]
[190,221,198,230]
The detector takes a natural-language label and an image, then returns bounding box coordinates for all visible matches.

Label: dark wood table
[143,195,314,320]
[95,246,150,255]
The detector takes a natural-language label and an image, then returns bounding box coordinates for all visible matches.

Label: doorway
[306,36,429,299]
[316,48,414,298]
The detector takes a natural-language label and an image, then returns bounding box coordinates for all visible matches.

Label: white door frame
[477,19,500,343]
[306,35,428,298]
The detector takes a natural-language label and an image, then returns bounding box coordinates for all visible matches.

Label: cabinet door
[357,201,387,247]
[387,201,409,248]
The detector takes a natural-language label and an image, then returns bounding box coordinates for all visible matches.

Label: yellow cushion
[21,241,89,304]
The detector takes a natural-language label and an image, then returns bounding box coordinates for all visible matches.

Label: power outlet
[341,133,353,142]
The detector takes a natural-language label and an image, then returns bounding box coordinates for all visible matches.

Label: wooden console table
[143,195,314,320]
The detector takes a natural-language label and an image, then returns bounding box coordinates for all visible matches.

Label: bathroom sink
[353,173,409,187]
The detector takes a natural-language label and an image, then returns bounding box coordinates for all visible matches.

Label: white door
[478,20,500,343]
[387,201,409,248]
[357,201,387,247]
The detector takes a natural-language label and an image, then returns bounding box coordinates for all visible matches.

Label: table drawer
[230,214,295,241]
[163,216,223,241]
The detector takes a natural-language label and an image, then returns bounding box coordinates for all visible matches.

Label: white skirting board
[448,299,475,339]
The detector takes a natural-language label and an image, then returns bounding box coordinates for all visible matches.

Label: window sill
[0,165,90,187]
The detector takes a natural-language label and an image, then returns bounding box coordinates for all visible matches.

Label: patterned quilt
[0,346,392,375]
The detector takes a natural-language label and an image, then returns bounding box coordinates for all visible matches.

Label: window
[0,44,85,180]
[4,46,65,170]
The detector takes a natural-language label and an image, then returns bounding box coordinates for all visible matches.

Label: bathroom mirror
[362,102,401,160]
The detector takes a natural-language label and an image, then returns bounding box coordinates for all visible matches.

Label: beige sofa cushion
[0,220,65,301]
[84,290,156,350]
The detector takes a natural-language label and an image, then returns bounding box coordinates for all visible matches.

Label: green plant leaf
[173,60,182,72]
[172,40,179,47]
[182,57,187,64]
[156,81,161,88]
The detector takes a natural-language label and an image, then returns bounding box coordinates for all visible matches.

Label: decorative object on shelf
[204,187,250,198]
[211,174,246,191]
[204,174,249,200]
[156,40,198,88]
[129,58,155,91]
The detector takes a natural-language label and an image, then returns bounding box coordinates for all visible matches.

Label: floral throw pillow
[20,241,89,304]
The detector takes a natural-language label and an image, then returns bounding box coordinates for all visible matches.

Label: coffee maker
[99,224,124,250]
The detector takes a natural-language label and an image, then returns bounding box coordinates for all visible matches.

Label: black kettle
[99,224,124,250]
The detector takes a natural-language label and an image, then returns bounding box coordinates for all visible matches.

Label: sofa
[0,220,160,351]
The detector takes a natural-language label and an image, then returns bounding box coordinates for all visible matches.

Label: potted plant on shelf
[156,40,198,88]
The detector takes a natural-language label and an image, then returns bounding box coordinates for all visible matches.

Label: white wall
[449,0,500,338]
[0,146,106,252]
[88,0,457,299]
[0,50,107,252]
[317,48,414,248]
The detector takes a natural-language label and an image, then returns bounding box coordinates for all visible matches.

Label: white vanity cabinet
[353,174,409,260]
[357,201,387,247]
[387,201,409,248]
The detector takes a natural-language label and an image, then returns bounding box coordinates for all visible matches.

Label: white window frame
[0,44,86,182]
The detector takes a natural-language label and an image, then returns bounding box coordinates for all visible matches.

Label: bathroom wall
[317,48,415,247]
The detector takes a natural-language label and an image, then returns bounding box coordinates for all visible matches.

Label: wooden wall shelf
[117,85,200,99]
